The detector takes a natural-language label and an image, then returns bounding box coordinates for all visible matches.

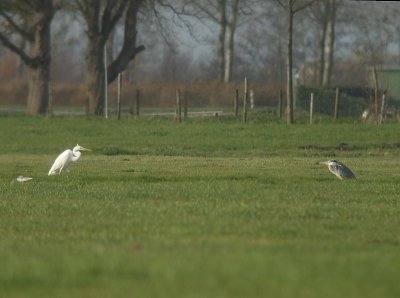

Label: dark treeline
[0,0,399,118]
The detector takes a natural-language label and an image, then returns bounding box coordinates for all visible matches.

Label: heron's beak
[81,147,92,152]
[316,161,329,165]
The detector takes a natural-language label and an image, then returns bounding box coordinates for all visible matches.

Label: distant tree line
[0,0,399,119]
[0,0,145,115]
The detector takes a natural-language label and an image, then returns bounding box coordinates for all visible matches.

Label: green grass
[1,116,400,298]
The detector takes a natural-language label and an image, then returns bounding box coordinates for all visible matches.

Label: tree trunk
[286,7,294,124]
[314,0,330,86]
[25,0,54,115]
[217,0,227,82]
[317,16,327,86]
[0,0,54,115]
[277,0,314,124]
[322,0,336,87]
[83,0,145,116]
[27,1,52,115]
[16,38,27,77]
[372,65,379,114]
[223,0,239,83]
[27,64,50,114]
[107,0,145,83]
[224,26,234,83]
[86,42,105,115]
[276,40,285,83]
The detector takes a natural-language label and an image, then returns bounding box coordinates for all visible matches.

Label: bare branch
[0,31,39,67]
[101,0,127,37]
[293,0,315,13]
[0,12,34,41]
[275,0,287,10]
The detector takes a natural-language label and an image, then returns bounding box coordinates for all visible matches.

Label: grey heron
[318,159,356,180]
[48,144,92,175]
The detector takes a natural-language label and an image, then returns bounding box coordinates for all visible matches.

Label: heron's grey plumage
[319,160,356,180]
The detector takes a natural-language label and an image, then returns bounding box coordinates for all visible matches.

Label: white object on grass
[48,144,92,175]
[16,176,33,182]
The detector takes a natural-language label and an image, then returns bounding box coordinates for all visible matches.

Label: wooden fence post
[176,89,182,122]
[117,73,122,120]
[333,87,340,120]
[234,89,239,117]
[243,77,248,123]
[310,92,314,125]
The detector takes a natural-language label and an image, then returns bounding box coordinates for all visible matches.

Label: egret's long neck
[71,150,81,162]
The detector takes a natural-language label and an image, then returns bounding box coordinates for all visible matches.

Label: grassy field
[1,115,400,298]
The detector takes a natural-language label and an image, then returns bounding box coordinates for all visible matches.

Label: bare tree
[309,0,339,87]
[183,0,255,83]
[321,0,337,87]
[75,0,145,115]
[0,0,59,115]
[309,0,328,86]
[237,2,289,83]
[276,0,314,124]
[224,0,239,83]
[217,0,227,82]
[183,0,227,81]
[350,2,396,114]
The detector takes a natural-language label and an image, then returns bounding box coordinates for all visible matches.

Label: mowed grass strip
[1,116,400,298]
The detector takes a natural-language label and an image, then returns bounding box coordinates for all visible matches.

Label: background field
[1,115,400,298]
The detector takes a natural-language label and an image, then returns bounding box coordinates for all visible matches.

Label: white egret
[318,159,356,180]
[48,144,92,175]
